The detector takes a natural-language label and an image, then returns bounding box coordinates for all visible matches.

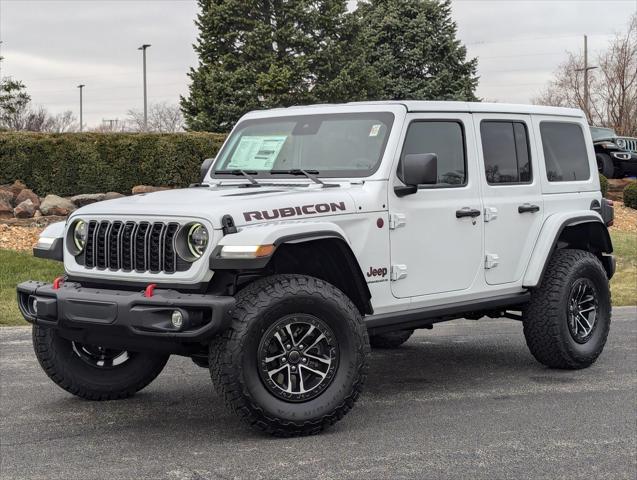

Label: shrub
[623,183,637,209]
[0,132,226,196]
[599,174,608,197]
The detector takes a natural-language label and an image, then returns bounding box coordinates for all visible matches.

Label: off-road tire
[596,153,616,178]
[523,249,611,369]
[370,330,414,349]
[33,325,169,400]
[209,274,370,437]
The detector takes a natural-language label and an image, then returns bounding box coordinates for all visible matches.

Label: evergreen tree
[357,0,479,101]
[181,0,371,132]
[0,77,31,131]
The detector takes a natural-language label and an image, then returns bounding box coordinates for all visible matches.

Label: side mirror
[199,157,215,183]
[395,153,438,197]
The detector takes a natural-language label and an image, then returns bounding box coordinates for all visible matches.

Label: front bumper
[17,281,235,354]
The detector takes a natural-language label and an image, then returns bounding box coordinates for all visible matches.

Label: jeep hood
[70,185,359,229]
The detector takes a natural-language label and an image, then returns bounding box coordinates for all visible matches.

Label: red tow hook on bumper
[52,276,64,290]
[144,283,157,298]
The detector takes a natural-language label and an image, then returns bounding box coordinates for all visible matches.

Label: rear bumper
[17,281,235,354]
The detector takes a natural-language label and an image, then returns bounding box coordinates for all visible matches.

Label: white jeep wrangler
[18,101,615,437]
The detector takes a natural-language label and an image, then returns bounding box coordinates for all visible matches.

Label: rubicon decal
[243,202,347,222]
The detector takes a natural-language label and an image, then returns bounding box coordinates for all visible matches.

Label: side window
[540,122,590,182]
[480,121,532,185]
[400,121,466,187]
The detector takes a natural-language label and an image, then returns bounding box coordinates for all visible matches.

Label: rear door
[473,114,543,285]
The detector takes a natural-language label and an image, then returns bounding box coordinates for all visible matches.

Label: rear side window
[400,121,466,187]
[481,121,532,184]
[540,122,590,182]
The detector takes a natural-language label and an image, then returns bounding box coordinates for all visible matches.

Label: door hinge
[389,213,406,230]
[390,264,408,281]
[484,206,498,222]
[485,253,500,269]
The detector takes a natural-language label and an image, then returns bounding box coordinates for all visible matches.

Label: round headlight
[616,139,626,149]
[187,223,208,258]
[73,220,88,252]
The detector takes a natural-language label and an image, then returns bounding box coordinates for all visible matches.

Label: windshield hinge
[389,213,406,230]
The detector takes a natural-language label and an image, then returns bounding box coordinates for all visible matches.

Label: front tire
[596,153,616,178]
[209,275,369,437]
[523,249,611,369]
[33,326,169,400]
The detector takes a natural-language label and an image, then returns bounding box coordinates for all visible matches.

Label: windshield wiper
[215,169,261,187]
[270,169,339,188]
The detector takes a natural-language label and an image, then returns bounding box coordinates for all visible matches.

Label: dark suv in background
[591,126,637,178]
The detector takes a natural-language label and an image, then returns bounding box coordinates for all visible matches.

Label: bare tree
[127,102,184,133]
[595,15,637,136]
[535,14,637,136]
[48,110,78,133]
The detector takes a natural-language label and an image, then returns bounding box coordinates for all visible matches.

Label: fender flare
[523,213,613,288]
[209,221,350,270]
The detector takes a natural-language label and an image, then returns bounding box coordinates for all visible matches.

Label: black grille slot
[84,221,98,268]
[163,223,179,273]
[79,220,188,274]
[121,222,136,271]
[108,221,123,270]
[134,222,150,272]
[95,221,110,269]
[148,223,165,273]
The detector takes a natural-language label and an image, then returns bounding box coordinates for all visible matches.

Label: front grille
[80,220,184,274]
[618,137,637,153]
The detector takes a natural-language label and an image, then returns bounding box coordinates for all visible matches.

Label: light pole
[77,84,85,132]
[575,35,597,123]
[138,44,151,130]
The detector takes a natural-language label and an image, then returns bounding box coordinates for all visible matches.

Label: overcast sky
[1,0,635,127]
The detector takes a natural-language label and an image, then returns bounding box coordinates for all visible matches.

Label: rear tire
[522,249,611,369]
[209,274,369,437]
[370,330,414,349]
[33,326,169,400]
[596,153,616,178]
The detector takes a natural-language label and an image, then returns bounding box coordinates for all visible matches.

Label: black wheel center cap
[288,350,301,364]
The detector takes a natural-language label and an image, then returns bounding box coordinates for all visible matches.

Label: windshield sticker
[228,135,287,170]
[369,124,381,137]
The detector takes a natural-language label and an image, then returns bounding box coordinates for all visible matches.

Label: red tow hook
[53,276,64,290]
[144,283,157,298]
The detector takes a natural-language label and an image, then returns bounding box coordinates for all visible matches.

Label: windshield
[212,112,395,178]
[590,126,616,141]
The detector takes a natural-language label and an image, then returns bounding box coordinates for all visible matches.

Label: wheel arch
[523,213,614,288]
[209,222,373,315]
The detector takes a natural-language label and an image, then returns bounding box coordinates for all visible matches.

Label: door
[473,114,544,285]
[389,114,483,298]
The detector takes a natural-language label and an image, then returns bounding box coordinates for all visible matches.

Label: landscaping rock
[71,193,106,207]
[132,185,170,195]
[9,180,27,198]
[15,189,41,208]
[14,199,37,218]
[40,194,76,216]
[34,209,43,218]
[104,192,126,201]
[0,199,13,219]
[0,189,14,206]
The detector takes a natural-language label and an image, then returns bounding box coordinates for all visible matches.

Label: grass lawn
[0,230,635,326]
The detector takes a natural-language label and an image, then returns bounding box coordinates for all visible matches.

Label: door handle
[456,207,481,218]
[518,203,540,214]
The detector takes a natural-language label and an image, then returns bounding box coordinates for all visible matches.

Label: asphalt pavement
[1,307,636,480]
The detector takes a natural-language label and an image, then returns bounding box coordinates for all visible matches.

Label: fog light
[171,310,184,329]
[30,297,38,315]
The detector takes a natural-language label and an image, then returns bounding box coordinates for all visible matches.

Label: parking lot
[1,307,635,480]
